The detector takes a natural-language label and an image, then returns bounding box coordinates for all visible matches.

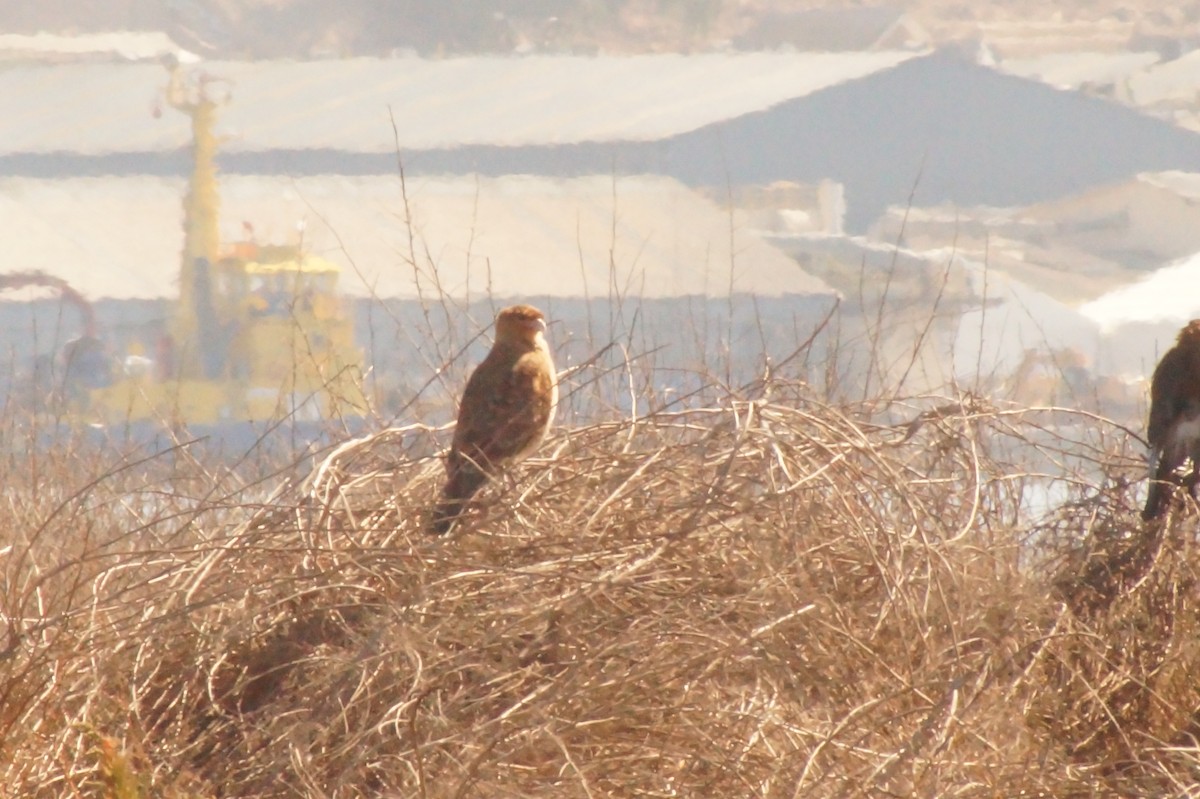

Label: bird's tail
[1143,481,1169,522]
[1143,448,1172,521]
[428,466,488,534]
[429,498,465,535]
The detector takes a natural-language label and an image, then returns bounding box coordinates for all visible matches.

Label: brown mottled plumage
[430,305,557,534]
[1143,319,1200,521]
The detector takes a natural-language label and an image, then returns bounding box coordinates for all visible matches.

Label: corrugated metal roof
[0,173,833,301]
[0,51,920,155]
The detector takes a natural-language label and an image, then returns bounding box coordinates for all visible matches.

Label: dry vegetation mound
[3,386,1200,797]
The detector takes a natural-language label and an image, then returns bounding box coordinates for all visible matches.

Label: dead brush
[5,387,1200,797]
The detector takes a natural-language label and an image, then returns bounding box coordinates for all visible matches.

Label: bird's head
[1179,319,1200,347]
[495,304,548,349]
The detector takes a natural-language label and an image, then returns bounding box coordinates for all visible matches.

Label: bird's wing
[452,349,555,472]
[1147,346,1188,451]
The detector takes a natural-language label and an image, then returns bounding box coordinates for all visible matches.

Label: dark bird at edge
[1143,319,1200,521]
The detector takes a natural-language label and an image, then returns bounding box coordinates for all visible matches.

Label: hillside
[4,352,1199,796]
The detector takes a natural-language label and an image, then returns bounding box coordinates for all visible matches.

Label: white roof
[998,50,1160,91]
[0,51,921,155]
[1127,50,1200,106]
[0,173,832,301]
[1136,169,1200,200]
[0,31,197,62]
[1077,253,1200,378]
[1080,252,1200,331]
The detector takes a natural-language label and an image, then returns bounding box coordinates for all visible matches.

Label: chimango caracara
[430,305,558,534]
[1143,319,1200,521]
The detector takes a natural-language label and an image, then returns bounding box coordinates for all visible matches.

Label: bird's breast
[1172,414,1200,449]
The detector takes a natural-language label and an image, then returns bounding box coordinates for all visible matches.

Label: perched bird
[1143,319,1200,521]
[430,304,558,534]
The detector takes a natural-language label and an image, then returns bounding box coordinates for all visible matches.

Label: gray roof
[627,50,1200,231]
[0,51,920,155]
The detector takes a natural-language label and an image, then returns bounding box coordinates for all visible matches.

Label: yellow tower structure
[165,63,225,380]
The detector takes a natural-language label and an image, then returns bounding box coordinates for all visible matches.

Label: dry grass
[3,379,1200,798]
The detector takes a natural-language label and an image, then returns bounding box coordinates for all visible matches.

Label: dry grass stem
[3,385,1198,797]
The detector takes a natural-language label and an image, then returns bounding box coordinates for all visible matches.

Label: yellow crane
[79,62,368,427]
